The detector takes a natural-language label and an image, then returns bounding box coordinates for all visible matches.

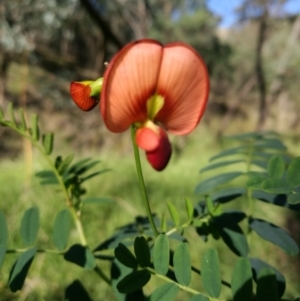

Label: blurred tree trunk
[255,8,268,131]
[267,14,300,105]
[0,52,11,108]
[79,0,124,49]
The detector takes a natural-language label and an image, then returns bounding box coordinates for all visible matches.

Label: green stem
[2,124,88,244]
[2,119,111,284]
[147,267,226,301]
[130,126,159,237]
[94,265,111,285]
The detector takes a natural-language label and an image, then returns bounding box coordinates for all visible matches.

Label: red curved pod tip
[145,128,172,171]
[70,82,98,111]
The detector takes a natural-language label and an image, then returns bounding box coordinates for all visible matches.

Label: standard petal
[136,127,160,152]
[146,128,172,171]
[155,43,209,135]
[101,39,164,133]
[70,82,98,111]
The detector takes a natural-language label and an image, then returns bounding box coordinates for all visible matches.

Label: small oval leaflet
[9,247,37,292]
[134,236,151,268]
[249,218,299,256]
[117,270,151,294]
[153,234,169,275]
[256,268,279,301]
[53,209,71,250]
[174,242,191,286]
[231,257,252,301]
[20,207,39,246]
[201,248,221,298]
[64,244,96,270]
[267,155,285,179]
[114,243,138,269]
[150,283,179,301]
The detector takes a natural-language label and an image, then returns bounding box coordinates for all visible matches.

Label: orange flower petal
[155,43,209,135]
[70,82,98,111]
[136,127,160,152]
[101,39,164,133]
[146,128,172,171]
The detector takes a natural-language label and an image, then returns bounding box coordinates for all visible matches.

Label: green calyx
[146,94,165,120]
[89,78,104,97]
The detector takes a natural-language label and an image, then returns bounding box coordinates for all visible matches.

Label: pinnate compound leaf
[0,210,8,246]
[167,202,180,226]
[111,259,133,301]
[153,234,169,275]
[231,257,252,301]
[213,211,248,256]
[195,172,243,195]
[209,146,247,161]
[251,159,268,170]
[9,247,36,292]
[134,236,150,268]
[287,194,300,205]
[255,138,286,151]
[267,155,285,179]
[53,209,71,250]
[200,160,244,173]
[201,248,221,298]
[185,197,194,221]
[150,283,179,301]
[211,187,246,204]
[286,157,300,187]
[250,258,285,298]
[117,270,151,294]
[65,280,93,301]
[249,218,299,256]
[246,172,267,189]
[20,207,39,246]
[80,169,110,182]
[256,268,279,301]
[42,133,54,155]
[58,154,74,175]
[261,178,291,194]
[188,294,209,301]
[114,243,138,269]
[174,242,191,286]
[252,191,300,211]
[64,244,96,270]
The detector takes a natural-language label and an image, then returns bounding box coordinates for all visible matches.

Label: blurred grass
[0,124,300,300]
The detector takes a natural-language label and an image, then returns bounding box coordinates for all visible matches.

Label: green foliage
[150,283,179,301]
[9,248,37,292]
[231,258,252,301]
[153,234,170,275]
[20,207,39,246]
[201,248,222,298]
[53,209,72,250]
[0,106,299,300]
[173,242,191,286]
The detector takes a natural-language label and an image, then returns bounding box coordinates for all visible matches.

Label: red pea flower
[70,78,103,111]
[101,39,209,171]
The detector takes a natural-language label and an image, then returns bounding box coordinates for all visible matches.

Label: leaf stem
[130,126,159,237]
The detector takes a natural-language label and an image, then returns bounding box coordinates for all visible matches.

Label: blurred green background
[0,0,300,300]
